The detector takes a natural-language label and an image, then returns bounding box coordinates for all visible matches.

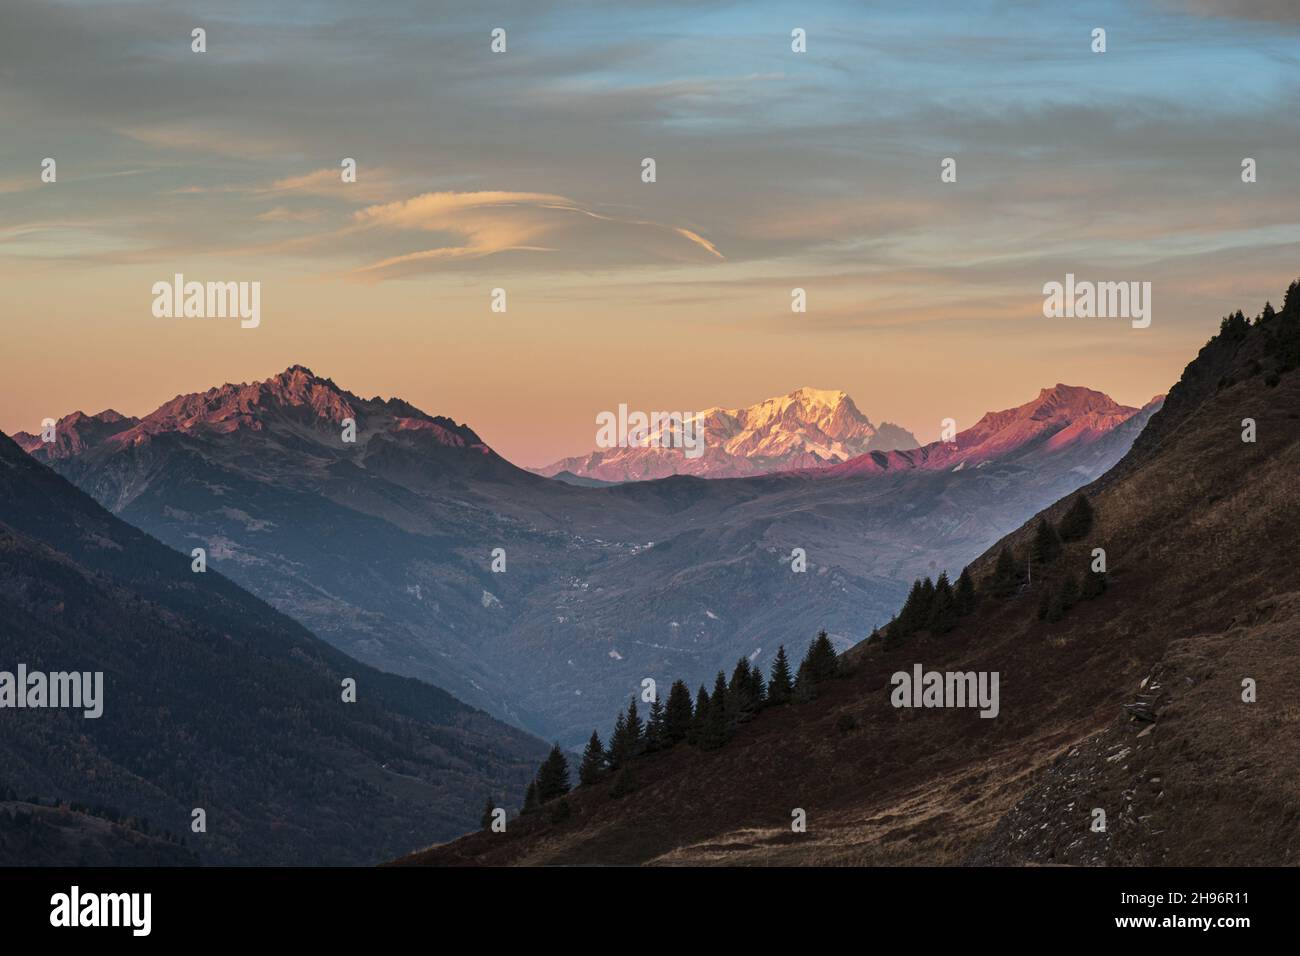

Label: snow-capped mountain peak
[535,387,919,481]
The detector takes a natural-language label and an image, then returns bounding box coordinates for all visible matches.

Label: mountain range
[0,429,545,865]
[534,387,919,481]
[16,372,1158,746]
[399,286,1300,867]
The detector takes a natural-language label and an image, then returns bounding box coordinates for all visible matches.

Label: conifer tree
[793,633,838,701]
[897,578,926,634]
[521,780,538,816]
[578,730,606,786]
[727,658,757,725]
[607,708,628,770]
[955,567,977,616]
[989,546,1020,598]
[920,576,936,613]
[1032,518,1062,565]
[665,679,694,743]
[1058,495,1095,542]
[688,685,710,746]
[1220,309,1250,340]
[1284,280,1300,316]
[535,743,571,803]
[480,794,496,830]
[645,696,666,751]
[767,645,794,705]
[806,631,839,682]
[747,660,766,708]
[624,698,645,758]
[703,671,729,750]
[928,572,957,634]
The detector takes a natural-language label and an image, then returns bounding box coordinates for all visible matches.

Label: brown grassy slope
[398,316,1300,867]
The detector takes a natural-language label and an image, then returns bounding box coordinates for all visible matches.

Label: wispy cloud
[262,166,397,204]
[348,190,724,279]
[254,206,324,223]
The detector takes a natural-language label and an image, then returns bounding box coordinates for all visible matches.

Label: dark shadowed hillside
[0,432,546,865]
[0,800,199,867]
[397,285,1300,867]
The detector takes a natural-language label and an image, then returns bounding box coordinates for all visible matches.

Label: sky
[3,0,1300,466]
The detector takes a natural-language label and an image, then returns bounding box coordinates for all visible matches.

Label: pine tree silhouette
[955,567,977,615]
[747,659,766,709]
[767,645,794,705]
[897,579,927,634]
[1032,518,1062,565]
[624,698,645,758]
[535,743,571,803]
[480,794,495,830]
[607,708,628,770]
[807,631,839,682]
[578,731,606,786]
[793,632,839,701]
[727,658,758,725]
[703,671,730,749]
[665,679,694,743]
[928,572,957,634]
[688,685,710,746]
[645,696,666,751]
[988,546,1021,598]
[1058,495,1095,542]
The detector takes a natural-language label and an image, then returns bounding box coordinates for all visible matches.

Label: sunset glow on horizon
[4,0,1300,466]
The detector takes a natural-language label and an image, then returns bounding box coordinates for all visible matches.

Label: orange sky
[3,1,1298,466]
[0,256,1222,466]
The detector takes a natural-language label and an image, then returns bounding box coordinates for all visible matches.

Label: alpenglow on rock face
[534,387,920,481]
[816,384,1157,478]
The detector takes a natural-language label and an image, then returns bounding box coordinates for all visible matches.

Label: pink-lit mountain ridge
[810,384,1162,478]
[534,386,919,482]
[17,364,491,461]
[14,366,1162,744]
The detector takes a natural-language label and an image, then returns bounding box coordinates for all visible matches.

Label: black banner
[0,866,1280,942]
